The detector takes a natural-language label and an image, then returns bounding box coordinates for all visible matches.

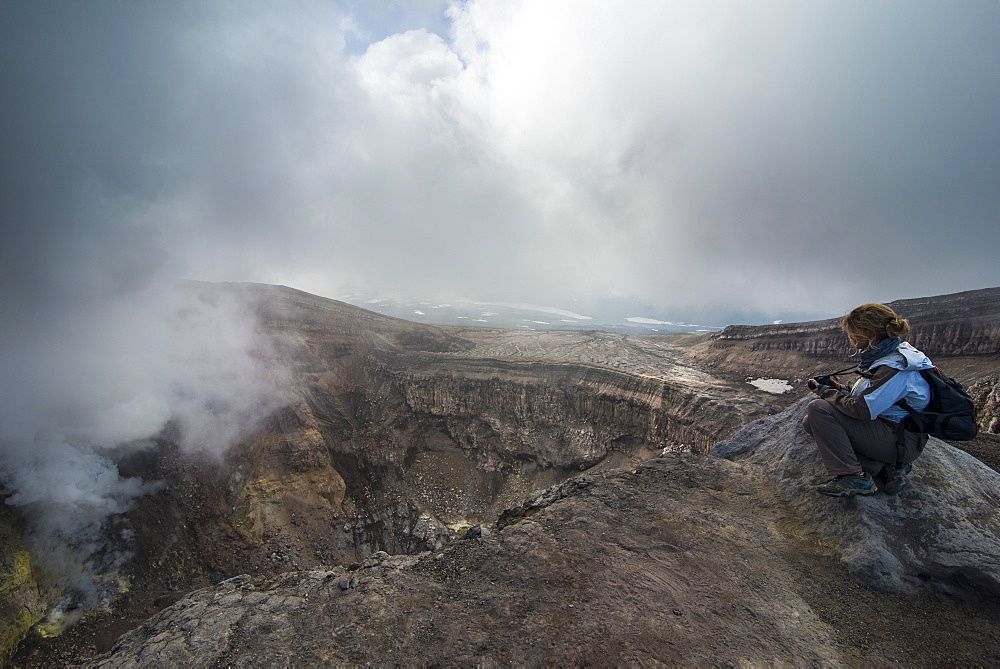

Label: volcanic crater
[6,283,1000,665]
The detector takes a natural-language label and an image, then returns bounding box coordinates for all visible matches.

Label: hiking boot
[881,463,912,496]
[816,472,876,497]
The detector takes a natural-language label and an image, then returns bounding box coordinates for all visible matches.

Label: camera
[808,365,857,391]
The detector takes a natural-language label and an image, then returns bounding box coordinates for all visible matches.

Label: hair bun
[886,317,910,338]
[841,303,910,341]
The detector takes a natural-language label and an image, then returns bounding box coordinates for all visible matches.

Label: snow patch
[749,378,793,394]
[625,317,705,328]
[474,301,592,320]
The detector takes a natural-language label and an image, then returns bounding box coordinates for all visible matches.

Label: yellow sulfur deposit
[1,551,33,595]
[1,534,48,663]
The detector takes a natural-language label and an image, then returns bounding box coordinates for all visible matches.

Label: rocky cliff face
[711,287,1000,357]
[673,287,1000,401]
[971,373,1000,434]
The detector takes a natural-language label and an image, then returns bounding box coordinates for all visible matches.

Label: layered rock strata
[711,287,1000,357]
[88,282,767,609]
[971,373,1000,434]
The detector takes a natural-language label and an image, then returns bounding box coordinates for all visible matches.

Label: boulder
[712,397,1000,600]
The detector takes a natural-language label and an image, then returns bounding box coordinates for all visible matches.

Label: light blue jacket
[849,342,934,422]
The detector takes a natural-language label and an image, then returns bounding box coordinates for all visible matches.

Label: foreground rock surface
[713,397,1000,599]
[94,451,1000,667]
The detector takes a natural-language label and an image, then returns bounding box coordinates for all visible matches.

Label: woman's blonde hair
[841,303,910,342]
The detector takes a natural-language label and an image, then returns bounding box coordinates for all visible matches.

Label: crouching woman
[803,303,932,497]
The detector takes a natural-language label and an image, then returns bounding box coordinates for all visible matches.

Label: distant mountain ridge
[335,293,725,333]
[332,292,847,335]
[711,287,1000,357]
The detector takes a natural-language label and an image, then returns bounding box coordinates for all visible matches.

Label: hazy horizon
[261,279,1000,333]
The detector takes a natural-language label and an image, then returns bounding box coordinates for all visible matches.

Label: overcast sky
[2,0,997,323]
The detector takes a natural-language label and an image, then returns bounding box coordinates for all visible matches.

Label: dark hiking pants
[802,399,924,477]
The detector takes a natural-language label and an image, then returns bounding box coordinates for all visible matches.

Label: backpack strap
[894,417,906,467]
[893,398,924,467]
[894,397,924,429]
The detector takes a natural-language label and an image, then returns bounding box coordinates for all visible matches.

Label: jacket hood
[872,341,934,371]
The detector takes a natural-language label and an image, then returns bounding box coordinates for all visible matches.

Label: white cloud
[8,0,985,316]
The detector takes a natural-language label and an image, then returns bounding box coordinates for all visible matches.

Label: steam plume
[0,280,290,625]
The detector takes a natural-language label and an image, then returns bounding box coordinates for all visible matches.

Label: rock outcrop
[87,456,870,666]
[92,405,1000,666]
[713,397,1000,599]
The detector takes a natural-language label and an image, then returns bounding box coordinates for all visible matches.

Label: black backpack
[895,367,979,441]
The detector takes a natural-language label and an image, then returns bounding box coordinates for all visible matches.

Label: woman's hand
[808,377,843,393]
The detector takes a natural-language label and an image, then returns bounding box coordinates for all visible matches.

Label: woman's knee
[803,399,826,433]
[806,399,833,419]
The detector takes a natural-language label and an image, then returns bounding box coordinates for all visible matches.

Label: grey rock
[712,396,1000,599]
